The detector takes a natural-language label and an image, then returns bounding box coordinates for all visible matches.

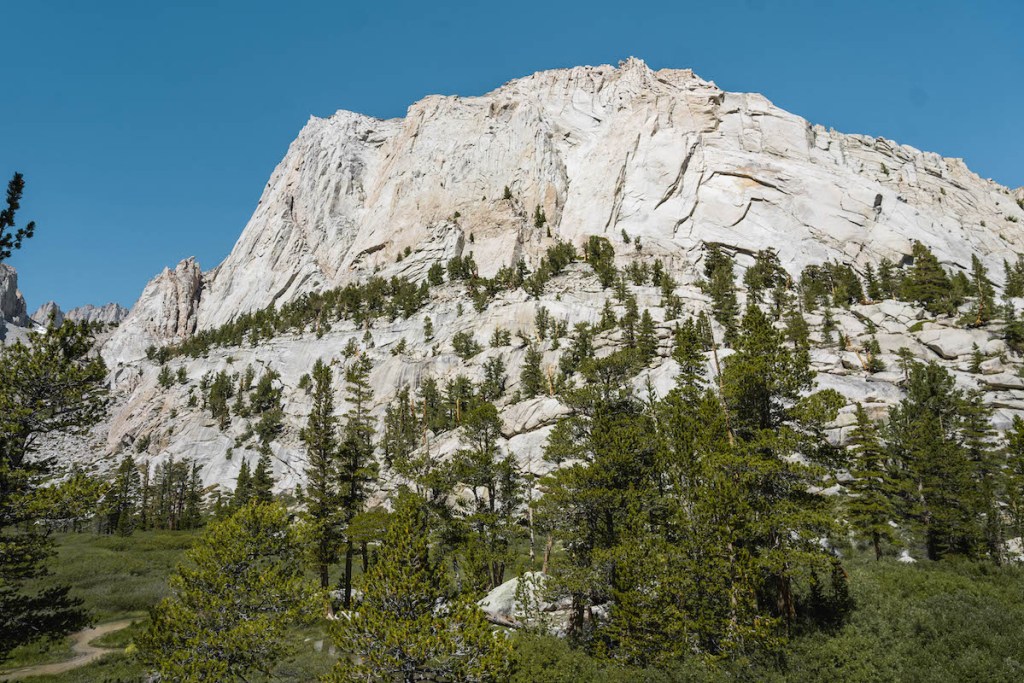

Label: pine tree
[1004,256,1024,298]
[619,295,639,347]
[233,459,253,509]
[637,309,659,362]
[107,453,142,536]
[960,390,1003,561]
[339,353,378,608]
[845,405,898,559]
[452,402,524,592]
[0,172,37,261]
[1004,417,1024,543]
[702,244,740,344]
[901,241,954,315]
[520,345,545,398]
[962,254,996,326]
[886,362,975,560]
[138,503,320,681]
[300,359,343,591]
[251,451,276,504]
[0,321,105,659]
[743,248,785,304]
[329,492,512,683]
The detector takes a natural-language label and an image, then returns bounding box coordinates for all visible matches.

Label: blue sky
[4,0,1022,310]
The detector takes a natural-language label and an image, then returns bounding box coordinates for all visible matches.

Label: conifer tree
[702,244,739,344]
[520,345,545,399]
[743,248,785,304]
[637,309,659,362]
[962,254,996,326]
[901,241,954,315]
[329,492,512,683]
[300,359,343,590]
[960,390,1003,561]
[886,362,975,560]
[620,295,639,347]
[107,453,142,535]
[845,405,898,559]
[1004,417,1024,542]
[251,451,276,504]
[0,172,37,261]
[139,503,319,681]
[339,353,378,608]
[452,402,523,592]
[233,459,253,510]
[0,320,105,659]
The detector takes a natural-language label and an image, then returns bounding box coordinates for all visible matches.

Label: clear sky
[4,0,1022,311]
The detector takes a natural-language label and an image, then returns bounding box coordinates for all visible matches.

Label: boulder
[916,328,990,360]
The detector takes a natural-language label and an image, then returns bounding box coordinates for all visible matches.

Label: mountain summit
[108,58,1024,364]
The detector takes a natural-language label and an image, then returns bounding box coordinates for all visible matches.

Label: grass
[43,529,199,621]
[2,529,339,682]
[509,552,1024,683]
[0,530,195,678]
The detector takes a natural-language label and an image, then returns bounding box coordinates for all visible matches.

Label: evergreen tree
[962,254,996,326]
[864,262,881,300]
[0,172,37,261]
[876,257,900,299]
[329,492,512,683]
[1004,417,1024,542]
[251,451,276,504]
[637,309,658,362]
[619,295,639,347]
[960,390,1003,561]
[138,503,319,681]
[901,241,954,315]
[339,353,378,608]
[452,402,524,592]
[300,359,343,590]
[233,459,253,510]
[702,244,740,344]
[0,321,105,660]
[106,453,142,536]
[480,355,507,400]
[743,248,785,304]
[845,405,898,559]
[520,345,545,398]
[1004,256,1024,298]
[886,362,976,560]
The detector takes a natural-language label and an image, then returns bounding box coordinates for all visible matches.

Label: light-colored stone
[916,328,991,360]
[0,264,29,327]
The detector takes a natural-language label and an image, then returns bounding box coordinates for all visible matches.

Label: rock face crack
[730,198,765,228]
[655,139,699,210]
[707,170,786,194]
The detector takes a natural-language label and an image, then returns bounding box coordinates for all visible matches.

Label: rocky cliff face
[32,300,130,328]
[60,59,1024,492]
[107,59,1024,359]
[31,301,64,327]
[0,264,29,327]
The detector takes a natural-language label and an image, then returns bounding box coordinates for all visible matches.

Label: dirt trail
[1,618,136,680]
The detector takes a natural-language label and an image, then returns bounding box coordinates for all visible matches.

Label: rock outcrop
[103,258,203,365]
[31,301,64,327]
[0,264,29,327]
[47,59,1024,492]
[66,303,130,326]
[109,59,1024,354]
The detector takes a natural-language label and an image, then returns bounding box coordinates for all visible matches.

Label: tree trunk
[344,542,354,609]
